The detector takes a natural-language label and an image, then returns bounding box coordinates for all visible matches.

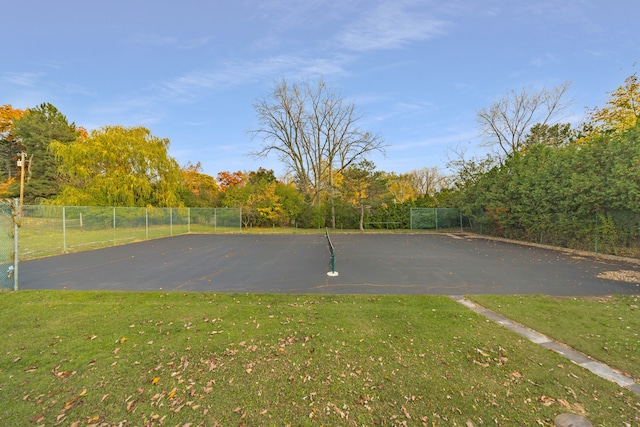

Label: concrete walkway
[449,295,640,397]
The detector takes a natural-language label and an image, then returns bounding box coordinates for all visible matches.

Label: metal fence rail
[19,206,242,260]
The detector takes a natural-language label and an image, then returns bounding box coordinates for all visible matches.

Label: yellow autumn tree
[180,161,219,206]
[385,172,417,204]
[582,73,639,139]
[50,125,182,207]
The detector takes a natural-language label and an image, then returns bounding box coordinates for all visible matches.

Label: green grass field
[467,294,640,383]
[1,291,638,426]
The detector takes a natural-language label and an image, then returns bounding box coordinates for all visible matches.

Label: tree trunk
[330,164,336,229]
[359,204,364,231]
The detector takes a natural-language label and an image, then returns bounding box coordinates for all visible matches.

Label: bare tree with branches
[250,78,385,226]
[477,82,572,157]
[407,166,450,196]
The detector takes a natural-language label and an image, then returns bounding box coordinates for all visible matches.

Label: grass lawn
[467,294,640,384]
[0,291,638,427]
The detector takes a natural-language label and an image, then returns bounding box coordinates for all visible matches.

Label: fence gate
[410,208,462,231]
[0,199,17,290]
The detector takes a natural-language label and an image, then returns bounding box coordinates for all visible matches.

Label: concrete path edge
[448,295,640,397]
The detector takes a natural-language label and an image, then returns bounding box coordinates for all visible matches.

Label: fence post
[145,208,149,238]
[113,207,116,245]
[410,208,413,230]
[594,211,599,255]
[170,208,173,236]
[13,200,19,291]
[188,208,191,233]
[63,206,67,252]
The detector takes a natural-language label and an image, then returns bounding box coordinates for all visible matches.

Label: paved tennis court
[18,233,640,295]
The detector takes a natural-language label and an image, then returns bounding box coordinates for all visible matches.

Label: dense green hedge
[456,124,640,257]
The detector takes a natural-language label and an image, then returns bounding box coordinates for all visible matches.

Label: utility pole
[14,151,26,291]
[18,151,25,219]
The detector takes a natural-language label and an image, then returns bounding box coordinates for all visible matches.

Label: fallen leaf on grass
[167,388,177,399]
[402,405,411,419]
[52,367,76,379]
[557,399,587,415]
[473,360,489,368]
[539,395,555,406]
[63,396,78,411]
[476,348,489,357]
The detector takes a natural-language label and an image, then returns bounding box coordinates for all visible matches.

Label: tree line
[0,90,448,229]
[1,72,639,248]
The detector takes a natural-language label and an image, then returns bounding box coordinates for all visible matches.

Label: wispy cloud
[154,54,351,101]
[337,0,450,52]
[130,33,211,49]
[246,0,351,32]
[2,72,43,87]
[89,97,163,128]
[530,53,560,68]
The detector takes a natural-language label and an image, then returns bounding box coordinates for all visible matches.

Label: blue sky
[2,0,638,178]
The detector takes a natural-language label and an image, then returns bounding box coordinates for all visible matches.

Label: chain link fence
[464,209,640,259]
[0,200,17,290]
[19,206,242,260]
[410,208,462,231]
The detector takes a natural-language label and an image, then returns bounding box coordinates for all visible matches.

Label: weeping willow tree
[50,125,182,207]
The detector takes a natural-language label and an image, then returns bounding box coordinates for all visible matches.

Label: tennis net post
[325,227,338,277]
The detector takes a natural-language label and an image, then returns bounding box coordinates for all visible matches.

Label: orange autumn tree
[0,105,27,192]
[180,161,219,206]
[216,171,245,192]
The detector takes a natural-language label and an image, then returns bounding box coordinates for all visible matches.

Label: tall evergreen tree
[13,103,78,202]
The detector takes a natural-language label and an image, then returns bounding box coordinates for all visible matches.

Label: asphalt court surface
[19,233,640,295]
